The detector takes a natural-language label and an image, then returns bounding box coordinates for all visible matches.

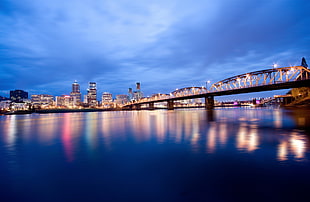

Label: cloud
[0,0,309,98]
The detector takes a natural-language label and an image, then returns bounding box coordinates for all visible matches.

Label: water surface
[0,108,310,201]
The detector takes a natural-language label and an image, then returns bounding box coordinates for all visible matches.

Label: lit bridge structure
[122,65,310,110]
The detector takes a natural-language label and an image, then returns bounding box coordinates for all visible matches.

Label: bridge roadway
[123,65,310,110]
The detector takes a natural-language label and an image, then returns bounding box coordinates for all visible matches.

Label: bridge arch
[210,66,310,92]
[170,87,207,97]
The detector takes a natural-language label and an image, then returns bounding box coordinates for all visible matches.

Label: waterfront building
[56,95,73,107]
[0,100,11,110]
[10,89,28,102]
[102,92,113,103]
[87,82,97,107]
[115,94,129,105]
[31,94,54,108]
[70,81,82,106]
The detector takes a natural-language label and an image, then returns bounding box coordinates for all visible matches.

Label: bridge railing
[210,66,310,92]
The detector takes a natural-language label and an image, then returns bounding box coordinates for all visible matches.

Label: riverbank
[0,108,120,115]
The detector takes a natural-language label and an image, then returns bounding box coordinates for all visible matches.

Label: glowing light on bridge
[122,65,310,108]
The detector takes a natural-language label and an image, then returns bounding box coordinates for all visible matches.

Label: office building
[133,82,143,101]
[128,88,133,101]
[31,94,54,107]
[87,82,97,106]
[56,95,73,107]
[115,94,129,105]
[70,81,82,106]
[102,92,113,103]
[10,90,28,102]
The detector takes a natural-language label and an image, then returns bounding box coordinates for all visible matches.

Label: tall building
[10,90,28,102]
[128,88,133,101]
[102,92,113,103]
[87,82,97,106]
[70,81,82,106]
[72,80,80,93]
[133,82,143,101]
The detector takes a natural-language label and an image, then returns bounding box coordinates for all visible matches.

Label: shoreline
[1,108,120,115]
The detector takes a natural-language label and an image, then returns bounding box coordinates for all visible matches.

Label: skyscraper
[87,82,97,107]
[133,82,142,100]
[128,88,133,101]
[70,80,82,106]
[72,80,80,93]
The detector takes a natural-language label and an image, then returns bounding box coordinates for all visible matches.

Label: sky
[1,0,310,100]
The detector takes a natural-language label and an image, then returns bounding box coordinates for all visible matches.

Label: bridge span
[123,65,310,110]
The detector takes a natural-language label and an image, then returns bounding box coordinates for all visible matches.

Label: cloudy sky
[1,0,309,99]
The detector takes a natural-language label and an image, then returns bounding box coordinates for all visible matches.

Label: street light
[273,63,278,84]
[206,80,211,91]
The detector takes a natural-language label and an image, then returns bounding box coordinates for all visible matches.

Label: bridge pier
[134,104,141,110]
[205,96,214,109]
[167,100,174,110]
[149,102,155,110]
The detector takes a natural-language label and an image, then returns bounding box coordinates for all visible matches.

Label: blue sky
[1,0,310,100]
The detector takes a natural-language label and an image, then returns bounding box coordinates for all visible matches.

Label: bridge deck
[126,79,310,106]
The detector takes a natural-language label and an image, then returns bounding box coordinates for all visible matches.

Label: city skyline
[1,0,310,99]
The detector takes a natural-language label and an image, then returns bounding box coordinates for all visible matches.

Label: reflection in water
[6,116,17,151]
[219,122,227,146]
[37,115,58,144]
[62,113,74,162]
[85,112,98,152]
[274,109,282,128]
[101,112,113,150]
[278,132,307,161]
[0,108,309,165]
[237,122,248,152]
[248,124,259,152]
[190,112,200,152]
[4,116,17,170]
[1,108,310,202]
[207,122,216,153]
[155,111,166,143]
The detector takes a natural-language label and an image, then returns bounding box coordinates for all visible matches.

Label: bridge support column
[167,100,174,110]
[149,102,155,110]
[134,104,141,110]
[205,96,214,109]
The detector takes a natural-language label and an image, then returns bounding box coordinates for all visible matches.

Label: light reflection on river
[0,108,310,201]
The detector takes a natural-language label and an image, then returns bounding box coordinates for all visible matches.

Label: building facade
[102,92,113,103]
[56,95,73,107]
[31,94,54,107]
[70,81,82,106]
[115,94,129,105]
[10,90,28,102]
[133,82,143,101]
[87,82,97,107]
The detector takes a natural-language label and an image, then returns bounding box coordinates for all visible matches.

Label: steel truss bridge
[123,65,310,110]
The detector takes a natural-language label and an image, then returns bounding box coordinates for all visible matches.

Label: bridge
[123,64,310,110]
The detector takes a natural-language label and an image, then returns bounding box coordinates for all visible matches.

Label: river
[0,108,310,201]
